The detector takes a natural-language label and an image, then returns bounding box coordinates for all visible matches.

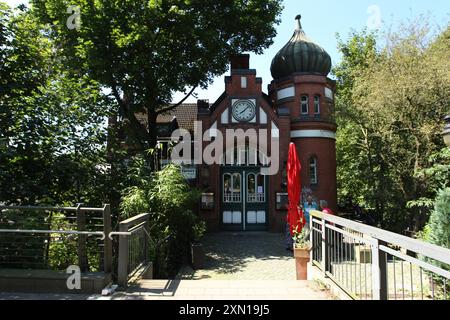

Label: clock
[232,99,256,122]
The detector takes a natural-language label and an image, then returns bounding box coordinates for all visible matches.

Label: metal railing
[117,213,151,287]
[0,204,112,273]
[310,210,450,300]
[223,192,241,203]
[247,193,265,203]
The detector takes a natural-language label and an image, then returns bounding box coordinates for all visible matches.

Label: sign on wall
[181,165,197,180]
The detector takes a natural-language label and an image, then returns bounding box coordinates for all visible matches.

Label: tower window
[301,95,309,115]
[241,76,247,88]
[310,156,318,185]
[314,96,320,114]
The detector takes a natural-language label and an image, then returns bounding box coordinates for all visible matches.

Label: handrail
[0,205,105,213]
[108,231,132,240]
[0,229,105,240]
[310,209,450,300]
[119,213,151,228]
[310,210,450,265]
[380,245,450,279]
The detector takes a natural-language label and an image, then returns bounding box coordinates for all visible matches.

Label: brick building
[157,15,337,232]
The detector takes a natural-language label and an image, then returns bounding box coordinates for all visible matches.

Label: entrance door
[221,167,268,231]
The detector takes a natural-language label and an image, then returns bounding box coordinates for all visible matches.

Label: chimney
[197,99,209,110]
[230,54,250,70]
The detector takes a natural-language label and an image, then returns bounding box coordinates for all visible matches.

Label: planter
[293,246,311,280]
[191,242,205,270]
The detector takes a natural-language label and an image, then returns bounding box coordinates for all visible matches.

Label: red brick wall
[197,67,337,232]
[292,138,337,212]
[269,74,337,210]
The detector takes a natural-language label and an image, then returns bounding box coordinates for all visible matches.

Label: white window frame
[241,76,247,88]
[314,95,320,114]
[301,95,309,115]
[246,173,265,203]
[223,173,242,203]
[310,157,318,184]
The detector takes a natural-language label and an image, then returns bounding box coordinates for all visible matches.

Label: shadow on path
[177,231,295,279]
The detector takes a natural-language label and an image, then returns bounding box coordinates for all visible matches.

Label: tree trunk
[146,109,159,171]
[106,114,121,218]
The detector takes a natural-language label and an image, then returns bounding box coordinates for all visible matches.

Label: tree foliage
[334,20,450,232]
[0,3,112,205]
[418,187,450,296]
[31,0,284,153]
[426,188,450,250]
[120,162,201,277]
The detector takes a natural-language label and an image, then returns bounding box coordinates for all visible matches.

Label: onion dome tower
[269,14,337,212]
[270,15,331,78]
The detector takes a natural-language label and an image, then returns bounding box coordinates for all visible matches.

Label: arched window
[314,96,320,114]
[301,95,309,115]
[247,173,265,203]
[309,157,318,185]
[223,173,232,194]
[247,173,256,201]
[223,173,241,202]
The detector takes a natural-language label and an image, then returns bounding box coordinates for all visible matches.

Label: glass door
[221,167,268,231]
[221,170,243,229]
[245,170,268,230]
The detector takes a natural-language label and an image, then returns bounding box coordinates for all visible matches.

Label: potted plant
[292,225,311,280]
[191,220,206,269]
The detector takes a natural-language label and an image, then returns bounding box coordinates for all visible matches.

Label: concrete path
[115,279,333,300]
[177,232,297,280]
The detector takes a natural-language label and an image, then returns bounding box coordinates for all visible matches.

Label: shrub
[120,162,200,277]
[418,187,450,298]
[427,188,450,251]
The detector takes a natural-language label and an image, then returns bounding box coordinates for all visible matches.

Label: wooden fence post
[102,204,113,273]
[76,203,88,272]
[117,223,129,288]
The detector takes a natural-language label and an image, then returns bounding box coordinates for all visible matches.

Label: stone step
[121,279,332,300]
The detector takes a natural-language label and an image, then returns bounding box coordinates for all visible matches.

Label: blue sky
[5,0,450,103]
[175,0,450,103]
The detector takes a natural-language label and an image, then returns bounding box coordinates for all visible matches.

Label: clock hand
[239,107,250,115]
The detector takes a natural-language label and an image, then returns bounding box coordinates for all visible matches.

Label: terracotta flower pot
[293,246,311,280]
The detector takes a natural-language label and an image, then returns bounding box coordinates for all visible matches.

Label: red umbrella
[287,142,305,236]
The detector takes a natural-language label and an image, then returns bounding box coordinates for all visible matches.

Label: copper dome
[270,15,332,79]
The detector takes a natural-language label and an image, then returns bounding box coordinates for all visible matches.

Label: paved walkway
[117,279,332,300]
[177,232,296,280]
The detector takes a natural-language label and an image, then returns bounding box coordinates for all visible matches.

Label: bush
[120,162,200,277]
[418,187,450,298]
[426,188,450,251]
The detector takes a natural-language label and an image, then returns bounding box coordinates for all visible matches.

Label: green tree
[332,29,386,223]
[0,3,112,205]
[31,0,283,157]
[334,21,449,232]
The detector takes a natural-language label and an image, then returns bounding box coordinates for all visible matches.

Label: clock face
[232,100,256,122]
